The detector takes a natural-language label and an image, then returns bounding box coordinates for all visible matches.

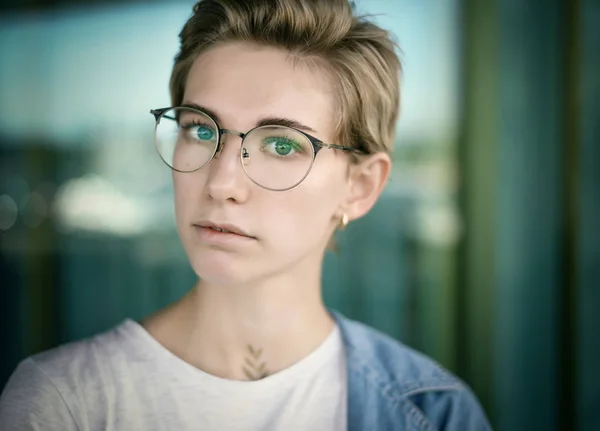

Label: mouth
[194,222,255,239]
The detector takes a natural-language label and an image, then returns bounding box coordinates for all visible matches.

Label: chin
[186,249,258,285]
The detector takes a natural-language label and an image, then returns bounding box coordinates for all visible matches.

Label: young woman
[0,0,491,429]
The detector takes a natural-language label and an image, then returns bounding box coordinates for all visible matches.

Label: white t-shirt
[0,319,348,431]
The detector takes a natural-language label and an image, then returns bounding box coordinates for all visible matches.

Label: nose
[204,132,249,203]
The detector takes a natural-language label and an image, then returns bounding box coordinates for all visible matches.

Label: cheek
[172,173,202,219]
[269,182,343,246]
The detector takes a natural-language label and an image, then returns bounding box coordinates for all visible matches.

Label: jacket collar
[329,310,373,431]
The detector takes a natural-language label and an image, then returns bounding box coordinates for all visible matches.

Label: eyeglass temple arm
[316,142,366,155]
[150,109,177,122]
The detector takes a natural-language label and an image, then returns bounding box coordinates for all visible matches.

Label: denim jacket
[332,311,492,430]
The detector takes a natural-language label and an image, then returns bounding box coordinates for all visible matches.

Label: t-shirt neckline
[118,317,342,390]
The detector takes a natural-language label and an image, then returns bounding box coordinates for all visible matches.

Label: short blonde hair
[170,0,401,156]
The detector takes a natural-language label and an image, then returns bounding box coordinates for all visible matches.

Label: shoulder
[19,320,133,391]
[332,311,491,430]
[0,320,134,430]
[334,312,454,386]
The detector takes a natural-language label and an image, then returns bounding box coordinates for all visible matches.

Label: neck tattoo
[243,344,269,380]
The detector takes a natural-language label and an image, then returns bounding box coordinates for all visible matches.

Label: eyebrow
[181,101,318,134]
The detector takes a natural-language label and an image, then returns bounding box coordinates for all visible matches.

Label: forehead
[183,42,335,136]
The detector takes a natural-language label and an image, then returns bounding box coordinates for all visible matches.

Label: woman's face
[174,41,350,285]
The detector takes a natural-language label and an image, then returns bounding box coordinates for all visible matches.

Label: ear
[343,152,391,222]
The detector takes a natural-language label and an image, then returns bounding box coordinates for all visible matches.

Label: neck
[142,260,334,381]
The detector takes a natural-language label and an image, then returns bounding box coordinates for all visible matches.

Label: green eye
[263,137,304,156]
[275,142,292,155]
[196,126,215,141]
[181,122,216,142]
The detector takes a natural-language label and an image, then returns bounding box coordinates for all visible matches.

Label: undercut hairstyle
[170,0,402,156]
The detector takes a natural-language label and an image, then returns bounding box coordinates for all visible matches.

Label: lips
[194,221,254,238]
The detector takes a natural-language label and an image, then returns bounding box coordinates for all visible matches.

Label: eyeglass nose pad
[213,136,227,159]
[241,147,250,166]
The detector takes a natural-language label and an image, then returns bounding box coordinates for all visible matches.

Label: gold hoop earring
[338,213,349,231]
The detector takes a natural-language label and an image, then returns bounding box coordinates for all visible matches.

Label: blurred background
[0,0,598,429]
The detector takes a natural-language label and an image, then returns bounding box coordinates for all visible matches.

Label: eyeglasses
[150,106,365,191]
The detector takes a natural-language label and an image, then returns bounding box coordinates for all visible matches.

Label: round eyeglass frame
[150,106,366,191]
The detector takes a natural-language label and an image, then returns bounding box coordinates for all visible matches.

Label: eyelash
[180,120,214,129]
